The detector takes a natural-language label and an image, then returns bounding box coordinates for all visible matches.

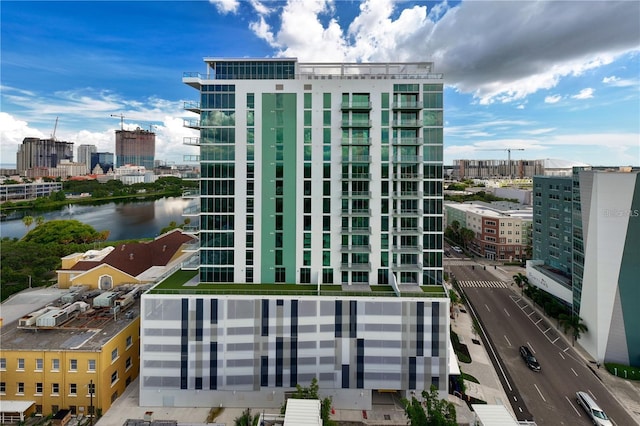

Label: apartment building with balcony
[138,58,449,410]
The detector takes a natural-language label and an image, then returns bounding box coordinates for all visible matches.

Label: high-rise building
[115,128,155,170]
[16,137,74,175]
[139,59,448,409]
[90,152,115,174]
[77,144,97,174]
[527,166,640,365]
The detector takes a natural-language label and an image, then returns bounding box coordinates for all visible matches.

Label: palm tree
[22,215,34,231]
[512,272,528,288]
[233,408,259,426]
[558,314,588,346]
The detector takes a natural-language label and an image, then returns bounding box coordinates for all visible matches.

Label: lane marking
[504,308,510,317]
[527,342,535,353]
[558,351,565,360]
[566,396,581,416]
[571,368,578,377]
[485,304,491,312]
[563,347,571,352]
[504,335,512,347]
[534,384,546,402]
[588,390,597,401]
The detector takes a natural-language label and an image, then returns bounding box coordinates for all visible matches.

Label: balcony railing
[393,155,422,163]
[393,172,423,179]
[183,155,200,162]
[394,191,423,198]
[341,137,372,145]
[182,189,200,198]
[183,204,201,216]
[341,120,372,128]
[394,245,423,252]
[393,209,423,216]
[392,101,422,109]
[181,255,200,270]
[391,263,423,271]
[184,101,200,112]
[183,120,200,129]
[392,137,423,145]
[342,173,371,180]
[341,191,371,198]
[182,225,200,234]
[183,242,200,252]
[340,101,372,110]
[342,155,371,163]
[393,226,423,234]
[341,262,371,271]
[392,119,422,128]
[340,245,371,252]
[341,208,371,215]
[341,226,371,234]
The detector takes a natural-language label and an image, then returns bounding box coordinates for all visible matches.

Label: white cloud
[249,16,275,45]
[209,0,239,14]
[572,88,594,100]
[0,112,46,165]
[243,0,639,103]
[602,75,637,87]
[545,95,563,104]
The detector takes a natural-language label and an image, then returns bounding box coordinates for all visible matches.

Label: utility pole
[90,379,94,426]
[110,114,126,130]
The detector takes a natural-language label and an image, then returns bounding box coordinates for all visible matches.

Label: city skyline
[1,0,639,167]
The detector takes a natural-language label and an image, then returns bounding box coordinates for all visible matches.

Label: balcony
[184,101,200,113]
[182,72,204,89]
[394,245,423,252]
[341,173,371,180]
[340,101,372,110]
[393,155,422,163]
[183,241,200,252]
[341,137,372,145]
[391,263,423,271]
[182,225,200,235]
[393,226,423,234]
[392,101,422,110]
[394,191,423,198]
[341,120,372,128]
[340,245,371,253]
[183,155,200,162]
[393,209,423,216]
[392,119,422,128]
[183,204,201,216]
[341,262,371,271]
[183,137,200,146]
[393,172,423,180]
[182,189,200,198]
[341,208,371,216]
[181,255,200,270]
[341,191,371,198]
[341,155,371,163]
[392,137,423,145]
[341,226,371,234]
[183,120,200,130]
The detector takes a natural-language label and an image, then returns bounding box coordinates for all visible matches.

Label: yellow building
[0,298,140,419]
[57,229,196,290]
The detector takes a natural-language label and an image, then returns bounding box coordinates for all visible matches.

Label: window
[126,335,133,349]
[36,358,43,370]
[17,358,24,370]
[17,382,24,394]
[0,382,5,394]
[88,359,96,372]
[36,382,43,394]
[52,383,59,395]
[70,359,77,371]
[126,357,132,371]
[111,348,119,362]
[111,371,118,385]
[69,383,77,395]
[52,359,60,371]
[0,358,5,369]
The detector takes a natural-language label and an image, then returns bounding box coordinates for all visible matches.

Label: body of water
[0,197,192,241]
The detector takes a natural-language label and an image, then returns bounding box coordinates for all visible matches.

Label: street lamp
[89,379,94,426]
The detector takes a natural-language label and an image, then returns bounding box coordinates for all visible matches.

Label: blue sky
[1,0,639,167]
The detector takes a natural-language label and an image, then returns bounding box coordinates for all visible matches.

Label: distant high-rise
[16,137,73,175]
[115,128,155,169]
[90,152,115,174]
[77,144,97,174]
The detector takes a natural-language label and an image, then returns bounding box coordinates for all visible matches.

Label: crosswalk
[458,280,509,288]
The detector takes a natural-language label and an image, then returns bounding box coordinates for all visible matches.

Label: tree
[401,385,457,426]
[233,408,259,426]
[282,378,336,426]
[22,220,106,244]
[22,215,34,231]
[35,216,45,227]
[512,272,529,288]
[558,314,588,346]
[459,227,475,250]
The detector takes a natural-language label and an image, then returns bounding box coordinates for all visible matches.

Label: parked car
[519,345,541,371]
[452,246,463,254]
[576,391,612,426]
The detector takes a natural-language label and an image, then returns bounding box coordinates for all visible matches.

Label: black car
[519,345,541,371]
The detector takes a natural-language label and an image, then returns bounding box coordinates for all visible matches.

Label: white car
[452,246,463,254]
[576,391,612,426]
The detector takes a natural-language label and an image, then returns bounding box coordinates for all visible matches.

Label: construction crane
[51,116,59,140]
[475,148,525,179]
[110,114,126,130]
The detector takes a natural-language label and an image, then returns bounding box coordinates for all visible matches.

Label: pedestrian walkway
[458,280,509,288]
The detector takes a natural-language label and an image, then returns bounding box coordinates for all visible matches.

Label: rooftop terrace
[148,270,447,298]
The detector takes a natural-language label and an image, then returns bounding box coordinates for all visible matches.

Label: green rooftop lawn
[149,269,446,298]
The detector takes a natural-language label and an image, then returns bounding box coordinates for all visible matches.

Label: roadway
[447,256,636,425]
